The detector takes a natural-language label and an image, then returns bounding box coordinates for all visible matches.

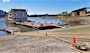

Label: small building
[6,9,27,22]
[71,7,90,16]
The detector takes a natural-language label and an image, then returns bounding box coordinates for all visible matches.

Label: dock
[0,27,20,34]
[14,21,65,30]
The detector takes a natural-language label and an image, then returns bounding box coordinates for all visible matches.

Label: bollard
[37,31,39,34]
[45,33,48,37]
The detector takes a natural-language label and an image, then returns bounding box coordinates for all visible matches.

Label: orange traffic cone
[72,37,76,46]
[45,33,48,37]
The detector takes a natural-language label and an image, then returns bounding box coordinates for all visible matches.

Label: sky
[0,0,90,15]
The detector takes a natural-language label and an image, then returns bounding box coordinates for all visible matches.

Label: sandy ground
[15,25,90,39]
[0,35,90,53]
[0,25,90,53]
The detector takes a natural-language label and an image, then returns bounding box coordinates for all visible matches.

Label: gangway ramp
[0,27,20,34]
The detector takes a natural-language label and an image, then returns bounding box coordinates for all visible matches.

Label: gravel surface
[0,35,81,53]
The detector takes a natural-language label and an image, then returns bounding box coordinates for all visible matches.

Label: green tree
[61,11,69,16]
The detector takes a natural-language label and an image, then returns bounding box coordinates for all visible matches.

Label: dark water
[0,17,63,35]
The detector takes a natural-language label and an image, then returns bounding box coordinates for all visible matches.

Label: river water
[0,18,7,36]
[0,17,62,35]
[28,17,62,24]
